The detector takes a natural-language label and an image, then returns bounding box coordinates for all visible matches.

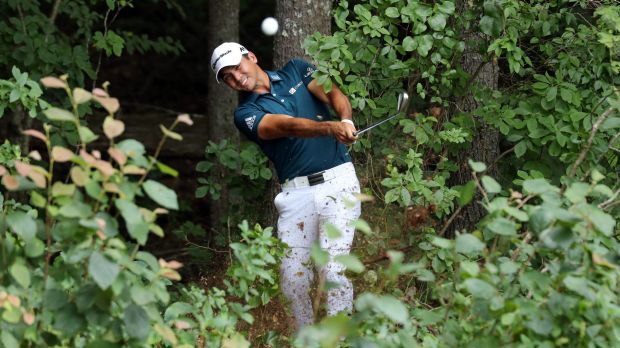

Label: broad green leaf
[124,304,150,341]
[116,200,149,244]
[417,35,433,57]
[588,209,615,236]
[131,285,156,305]
[44,107,75,122]
[334,254,365,273]
[468,159,487,172]
[458,180,476,206]
[540,226,574,249]
[10,263,30,288]
[431,236,453,249]
[481,175,501,193]
[89,251,120,289]
[58,201,93,218]
[529,207,555,234]
[565,182,589,203]
[324,223,342,239]
[487,217,517,236]
[563,276,595,300]
[221,333,250,348]
[385,7,399,18]
[428,13,447,31]
[402,36,417,51]
[514,140,527,157]
[1,331,19,348]
[143,180,179,210]
[7,211,36,242]
[463,278,495,299]
[522,178,555,195]
[455,234,485,254]
[25,238,45,257]
[311,243,329,267]
[375,295,408,324]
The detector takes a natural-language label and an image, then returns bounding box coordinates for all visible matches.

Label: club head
[397,92,410,114]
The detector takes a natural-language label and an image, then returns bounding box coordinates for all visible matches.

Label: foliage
[0,0,184,92]
[195,139,273,226]
[296,164,619,347]
[0,73,284,347]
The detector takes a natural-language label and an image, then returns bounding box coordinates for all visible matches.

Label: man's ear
[247,52,258,63]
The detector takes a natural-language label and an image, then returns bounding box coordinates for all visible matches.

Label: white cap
[210,42,249,83]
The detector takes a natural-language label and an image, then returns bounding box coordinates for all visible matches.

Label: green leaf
[324,223,342,239]
[7,211,36,242]
[417,35,433,57]
[311,243,329,267]
[540,226,574,249]
[44,107,76,122]
[431,236,453,249]
[563,276,595,300]
[79,126,99,144]
[589,209,615,236]
[1,331,19,348]
[458,180,477,206]
[455,234,485,254]
[480,16,501,37]
[514,140,527,157]
[334,254,365,273]
[376,295,409,324]
[58,201,93,218]
[428,13,447,31]
[481,175,501,193]
[385,7,399,18]
[523,178,555,195]
[463,278,495,299]
[89,251,120,289]
[116,200,149,244]
[10,262,30,288]
[124,304,150,341]
[468,159,487,172]
[159,125,182,141]
[155,160,179,177]
[487,217,517,236]
[402,36,417,51]
[143,180,179,210]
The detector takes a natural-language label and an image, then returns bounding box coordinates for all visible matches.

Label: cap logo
[212,49,232,69]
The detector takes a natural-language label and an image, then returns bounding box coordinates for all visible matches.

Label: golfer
[211,42,361,328]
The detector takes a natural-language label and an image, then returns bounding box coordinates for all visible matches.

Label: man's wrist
[341,119,354,126]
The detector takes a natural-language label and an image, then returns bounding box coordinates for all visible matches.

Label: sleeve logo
[244,115,256,130]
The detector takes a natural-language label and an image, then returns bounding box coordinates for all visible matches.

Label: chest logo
[289,81,303,95]
[244,115,256,130]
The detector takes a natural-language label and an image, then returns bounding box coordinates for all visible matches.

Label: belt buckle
[307,171,325,186]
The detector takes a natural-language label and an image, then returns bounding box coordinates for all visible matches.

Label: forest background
[0,0,619,347]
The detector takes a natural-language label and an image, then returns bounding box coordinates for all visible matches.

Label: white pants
[274,162,361,329]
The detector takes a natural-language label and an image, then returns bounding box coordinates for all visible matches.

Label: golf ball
[261,17,278,36]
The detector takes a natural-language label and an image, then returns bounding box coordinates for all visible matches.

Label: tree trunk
[273,0,332,66]
[206,0,240,231]
[448,2,499,236]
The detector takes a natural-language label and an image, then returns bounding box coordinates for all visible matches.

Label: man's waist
[281,162,354,189]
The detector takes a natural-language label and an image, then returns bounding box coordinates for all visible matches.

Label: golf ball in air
[261,17,278,36]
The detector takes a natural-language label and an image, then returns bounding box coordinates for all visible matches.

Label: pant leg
[316,166,361,316]
[274,188,318,328]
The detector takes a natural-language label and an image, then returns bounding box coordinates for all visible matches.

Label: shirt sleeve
[233,104,267,143]
[290,59,317,87]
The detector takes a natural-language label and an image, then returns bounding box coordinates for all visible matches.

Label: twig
[183,238,230,253]
[599,187,620,209]
[122,102,207,118]
[49,0,62,24]
[511,232,532,261]
[568,105,616,178]
[438,205,463,236]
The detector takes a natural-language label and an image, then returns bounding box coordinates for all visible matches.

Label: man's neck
[253,68,271,95]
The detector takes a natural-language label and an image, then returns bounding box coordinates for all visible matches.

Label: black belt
[307,171,325,186]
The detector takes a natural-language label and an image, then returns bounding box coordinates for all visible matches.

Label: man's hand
[330,121,358,145]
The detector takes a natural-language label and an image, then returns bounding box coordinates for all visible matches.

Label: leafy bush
[0,73,284,347]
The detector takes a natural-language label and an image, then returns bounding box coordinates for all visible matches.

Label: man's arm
[306,79,356,140]
[257,114,354,144]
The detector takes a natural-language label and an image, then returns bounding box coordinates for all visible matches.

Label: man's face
[219,54,258,92]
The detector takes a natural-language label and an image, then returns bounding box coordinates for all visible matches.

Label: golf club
[355,91,410,136]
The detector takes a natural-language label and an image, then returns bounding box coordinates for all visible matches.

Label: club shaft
[355,112,400,135]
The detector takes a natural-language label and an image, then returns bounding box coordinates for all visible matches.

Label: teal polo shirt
[233,59,351,183]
